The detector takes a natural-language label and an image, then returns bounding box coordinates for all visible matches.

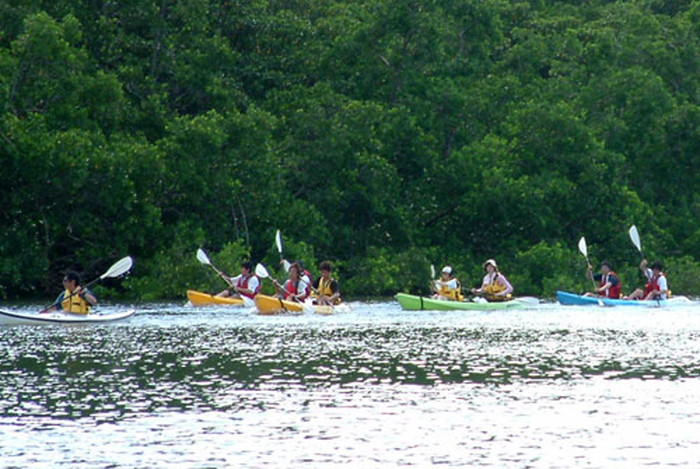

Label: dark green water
[2,301,700,467]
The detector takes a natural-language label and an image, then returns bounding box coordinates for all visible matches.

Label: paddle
[275,230,291,273]
[578,237,604,306]
[629,225,643,258]
[196,248,253,307]
[40,256,133,313]
[255,262,315,313]
[629,225,660,304]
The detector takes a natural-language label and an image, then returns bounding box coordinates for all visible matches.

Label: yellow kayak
[186,290,244,306]
[253,294,350,315]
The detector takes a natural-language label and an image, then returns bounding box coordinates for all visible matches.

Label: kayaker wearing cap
[583,260,621,298]
[432,266,464,301]
[625,259,669,300]
[471,259,513,301]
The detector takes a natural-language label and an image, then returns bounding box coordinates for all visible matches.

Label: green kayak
[396,293,535,311]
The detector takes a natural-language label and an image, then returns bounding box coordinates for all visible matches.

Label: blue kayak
[556,291,690,307]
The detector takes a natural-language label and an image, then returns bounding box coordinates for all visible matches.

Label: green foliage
[344,247,432,297]
[665,256,700,297]
[510,242,588,297]
[2,0,700,299]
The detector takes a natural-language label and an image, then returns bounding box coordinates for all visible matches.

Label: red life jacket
[599,271,621,298]
[237,274,260,299]
[283,279,298,300]
[644,272,665,296]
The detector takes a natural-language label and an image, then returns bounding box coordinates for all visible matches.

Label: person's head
[601,261,612,273]
[319,261,332,277]
[63,270,81,291]
[483,259,498,272]
[241,261,252,275]
[289,262,302,278]
[651,261,663,272]
[441,266,452,278]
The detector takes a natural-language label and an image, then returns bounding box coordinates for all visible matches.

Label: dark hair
[241,261,252,272]
[290,262,303,274]
[651,261,664,270]
[601,261,613,269]
[64,270,81,283]
[319,261,332,272]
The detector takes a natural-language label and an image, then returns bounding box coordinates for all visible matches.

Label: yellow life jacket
[482,276,512,302]
[61,288,91,314]
[438,278,464,301]
[315,277,341,304]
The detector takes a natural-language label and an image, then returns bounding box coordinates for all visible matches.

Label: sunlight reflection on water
[2,300,700,467]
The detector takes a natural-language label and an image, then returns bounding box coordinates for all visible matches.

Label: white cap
[483,259,498,269]
[441,266,452,274]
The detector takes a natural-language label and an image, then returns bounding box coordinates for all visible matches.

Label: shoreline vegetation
[2,1,700,301]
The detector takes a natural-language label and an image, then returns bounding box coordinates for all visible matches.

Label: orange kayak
[253,294,349,315]
[186,290,244,306]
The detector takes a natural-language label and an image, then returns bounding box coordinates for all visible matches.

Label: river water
[1,300,700,468]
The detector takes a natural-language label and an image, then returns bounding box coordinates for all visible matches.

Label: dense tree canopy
[2,0,700,299]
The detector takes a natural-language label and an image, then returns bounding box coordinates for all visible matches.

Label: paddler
[583,260,621,298]
[216,261,261,299]
[42,270,98,314]
[312,261,342,305]
[432,266,464,301]
[625,259,669,300]
[471,259,513,301]
[272,262,309,302]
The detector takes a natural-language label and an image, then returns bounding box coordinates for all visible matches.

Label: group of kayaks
[186,290,351,315]
[0,289,693,326]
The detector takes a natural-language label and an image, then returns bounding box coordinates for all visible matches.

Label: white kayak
[0,309,136,325]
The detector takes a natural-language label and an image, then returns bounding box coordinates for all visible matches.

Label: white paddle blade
[629,225,642,252]
[577,237,588,258]
[430,264,436,279]
[101,256,133,279]
[255,263,270,278]
[514,296,540,307]
[196,248,211,265]
[275,230,283,254]
[282,259,291,272]
[241,295,255,307]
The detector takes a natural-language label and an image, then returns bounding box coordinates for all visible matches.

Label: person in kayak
[312,261,342,305]
[272,262,309,302]
[471,259,513,301]
[625,259,669,300]
[42,270,98,314]
[583,260,621,298]
[216,261,260,299]
[432,266,464,301]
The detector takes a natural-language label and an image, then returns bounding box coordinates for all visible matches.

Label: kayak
[556,291,691,307]
[254,294,351,315]
[395,293,533,311]
[186,289,244,306]
[0,309,136,325]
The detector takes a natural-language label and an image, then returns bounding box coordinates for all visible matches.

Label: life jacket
[438,278,463,301]
[237,274,260,299]
[599,271,621,299]
[316,277,341,304]
[482,274,512,301]
[644,272,666,297]
[60,288,91,314]
[283,279,300,300]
